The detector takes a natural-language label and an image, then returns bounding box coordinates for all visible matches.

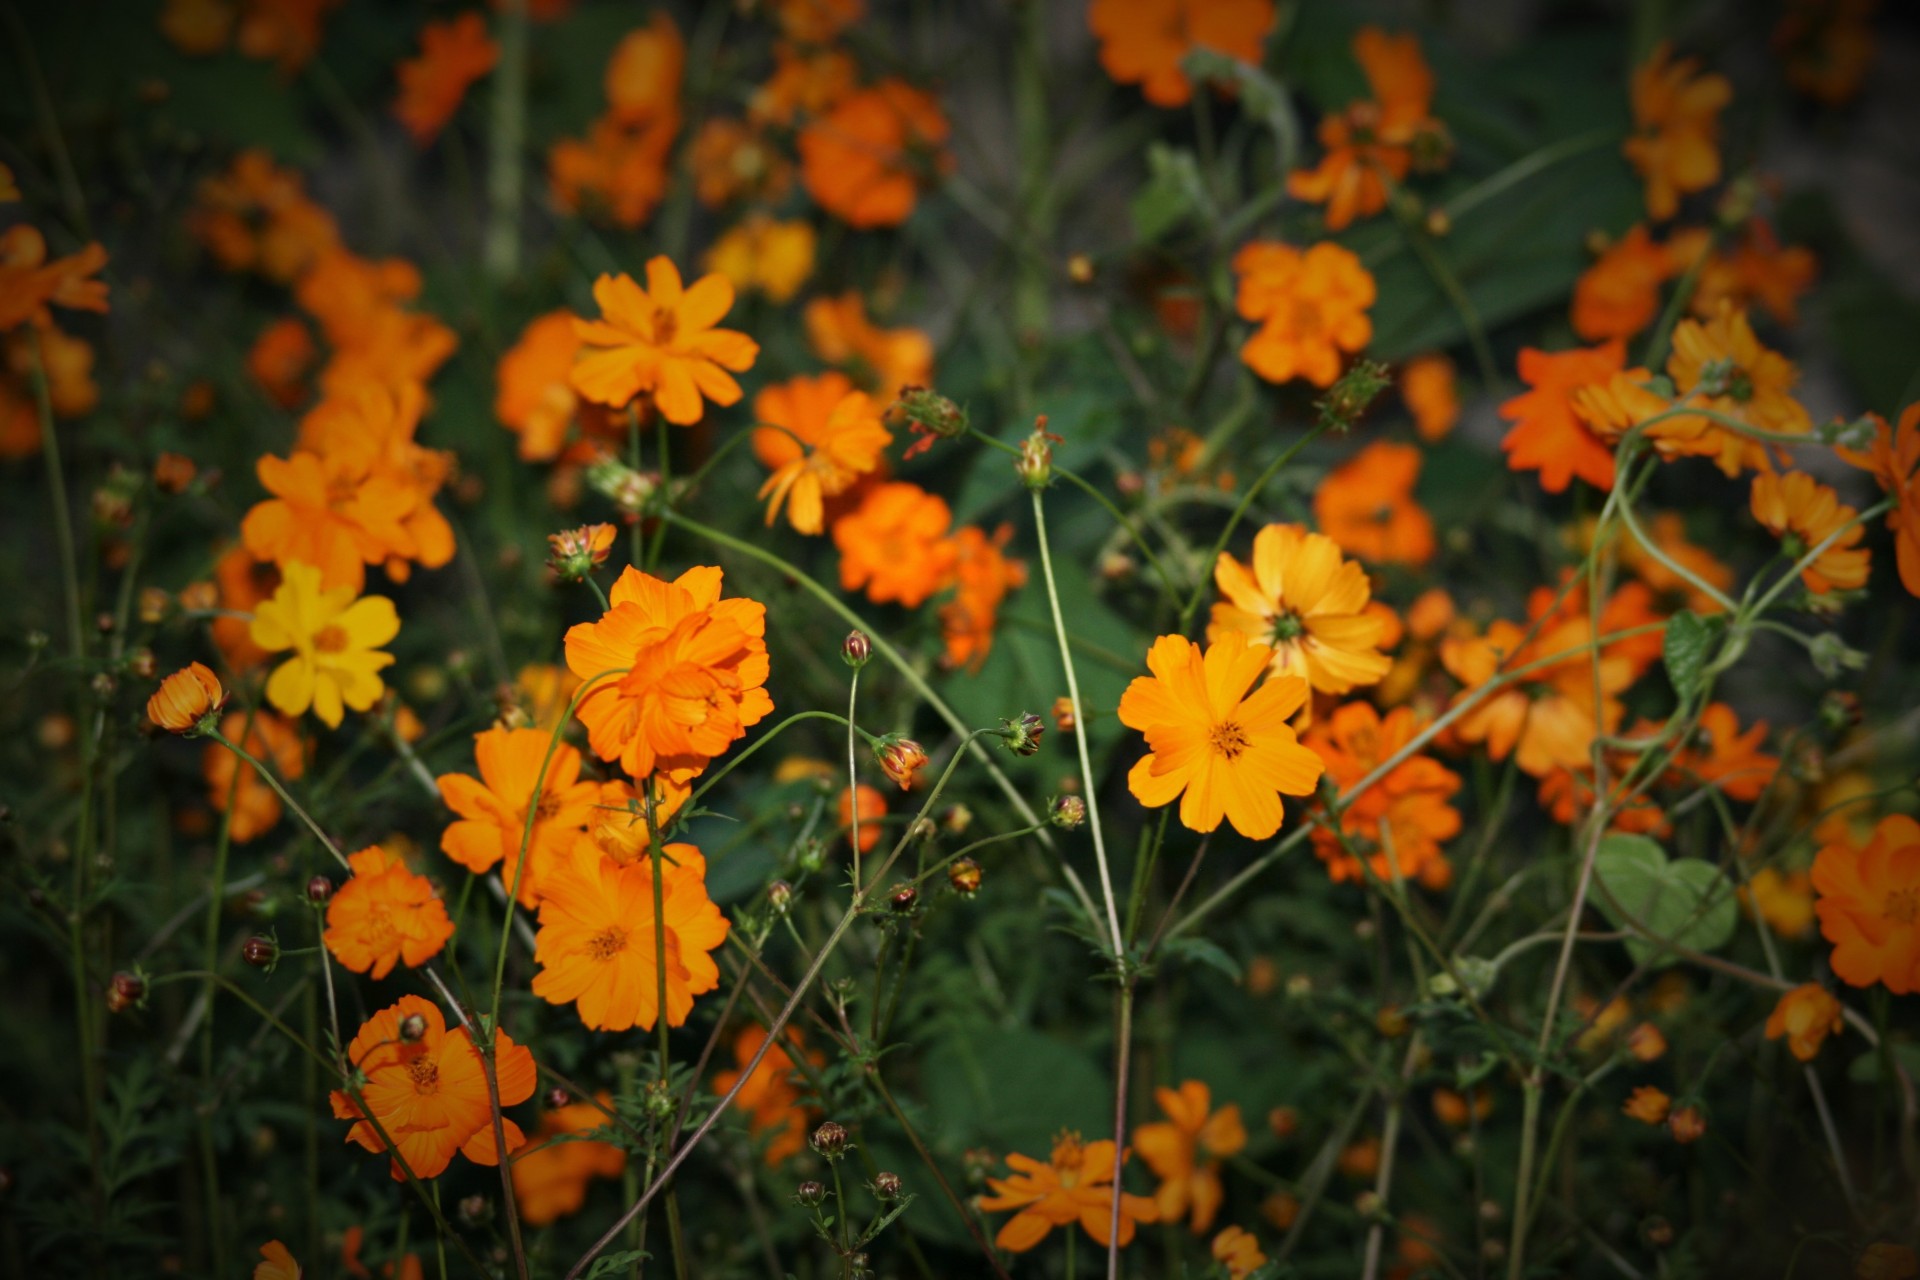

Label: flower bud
[545,1088,571,1109]
[1315,359,1391,433]
[842,630,872,668]
[1667,1106,1706,1144]
[942,804,973,836]
[794,1180,827,1208]
[875,738,929,791]
[242,935,278,969]
[947,857,982,896]
[1626,1022,1667,1063]
[398,1013,429,1042]
[1268,1106,1298,1140]
[1015,417,1059,490]
[888,884,919,914]
[127,648,157,681]
[896,386,969,459]
[871,1171,903,1201]
[767,880,794,914]
[147,662,227,735]
[585,455,658,516]
[153,452,197,494]
[547,523,617,581]
[177,581,218,613]
[305,875,333,905]
[998,712,1044,756]
[106,971,146,1014]
[1051,696,1077,733]
[458,1194,492,1228]
[810,1121,850,1159]
[1049,795,1086,829]
[138,586,171,624]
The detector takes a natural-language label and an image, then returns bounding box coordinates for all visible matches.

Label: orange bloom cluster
[437,727,601,908]
[1499,340,1626,493]
[941,524,1028,672]
[1751,471,1871,594]
[804,292,935,406]
[1813,814,1920,994]
[703,214,817,305]
[159,0,342,73]
[1287,27,1445,230]
[1680,220,1819,326]
[799,80,951,228]
[711,1025,822,1166]
[570,259,760,425]
[1303,703,1460,888]
[393,13,499,145]
[1134,1080,1246,1233]
[833,482,959,608]
[1313,441,1435,567]
[549,13,683,228]
[510,1094,627,1226]
[1623,42,1732,221]
[752,372,891,534]
[1086,0,1275,108]
[1838,403,1920,598]
[563,564,773,780]
[1212,1226,1268,1278]
[1234,241,1376,388]
[203,710,306,843]
[979,1131,1160,1251]
[331,995,535,1180]
[323,845,454,980]
[1662,703,1779,802]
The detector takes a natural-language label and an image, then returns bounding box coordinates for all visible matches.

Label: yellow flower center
[1210,720,1251,761]
[1885,887,1920,926]
[1269,611,1305,643]
[408,1057,439,1093]
[315,623,351,654]
[586,925,631,961]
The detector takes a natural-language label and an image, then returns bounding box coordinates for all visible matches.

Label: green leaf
[920,1028,1107,1154]
[1661,609,1722,701]
[1590,834,1737,968]
[1130,144,1209,243]
[586,1250,651,1279]
[1161,936,1244,982]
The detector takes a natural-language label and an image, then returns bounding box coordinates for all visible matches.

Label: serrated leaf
[1162,936,1244,982]
[586,1250,651,1279]
[1590,834,1737,968]
[1662,610,1721,701]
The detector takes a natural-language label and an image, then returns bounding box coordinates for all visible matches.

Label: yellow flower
[703,214,816,305]
[1208,523,1394,697]
[1764,983,1845,1062]
[250,560,400,728]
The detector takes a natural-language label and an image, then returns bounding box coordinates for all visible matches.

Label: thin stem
[206,730,351,870]
[1177,423,1330,630]
[483,0,527,279]
[1104,985,1134,1280]
[848,668,863,892]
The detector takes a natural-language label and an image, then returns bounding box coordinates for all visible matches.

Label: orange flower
[838,784,886,854]
[203,709,307,844]
[752,372,892,534]
[569,259,760,424]
[1401,353,1458,442]
[148,662,228,734]
[832,482,959,608]
[1211,1226,1267,1279]
[803,292,934,406]
[1765,983,1845,1062]
[1664,703,1779,802]
[703,214,816,305]
[1688,220,1818,326]
[496,310,619,462]
[940,523,1027,673]
[1742,866,1817,940]
[978,1131,1160,1251]
[799,80,951,228]
[1303,703,1461,886]
[548,112,679,229]
[437,727,602,908]
[189,150,340,283]
[1838,403,1920,598]
[323,845,454,980]
[1133,1080,1246,1233]
[711,1025,821,1166]
[1572,225,1677,341]
[1813,815,1920,994]
[769,0,862,43]
[1313,441,1435,567]
[1623,42,1732,221]
[1286,27,1442,230]
[750,42,858,126]
[1622,1085,1672,1125]
[0,225,110,331]
[1499,341,1627,493]
[1774,0,1877,107]
[563,564,773,779]
[1208,523,1394,697]
[254,1240,300,1280]
[393,13,498,144]
[248,316,316,409]
[511,1094,627,1226]
[1085,0,1275,108]
[1234,241,1375,388]
[1665,302,1812,474]
[1432,1087,1493,1128]
[604,11,684,124]
[575,776,692,868]
[1536,765,1669,839]
[1752,470,1871,594]
[330,995,534,1180]
[532,842,729,1031]
[1118,631,1324,840]
[688,117,792,208]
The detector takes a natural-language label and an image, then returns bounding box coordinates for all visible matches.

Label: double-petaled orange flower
[1208,523,1394,698]
[711,1025,822,1167]
[570,259,760,424]
[1086,0,1275,108]
[1287,26,1442,230]
[323,845,454,979]
[1838,403,1920,598]
[510,1094,627,1226]
[940,523,1027,672]
[1234,241,1375,388]
[1765,983,1844,1062]
[1812,814,1920,994]
[1499,341,1627,493]
[1313,441,1435,566]
[393,13,498,144]
[1623,42,1732,221]
[532,842,729,1031]
[563,564,774,779]
[1303,702,1461,887]
[203,709,307,843]
[330,995,535,1180]
[1118,631,1324,840]
[752,372,892,534]
[1572,225,1677,341]
[978,1131,1160,1251]
[798,80,951,228]
[1751,471,1871,594]
[1133,1080,1246,1233]
[437,727,602,908]
[832,482,959,608]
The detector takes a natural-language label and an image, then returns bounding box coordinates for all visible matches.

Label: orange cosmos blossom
[330,995,536,1180]
[1085,0,1275,109]
[704,213,816,305]
[1750,471,1871,594]
[392,13,499,145]
[688,117,792,208]
[1212,1226,1267,1279]
[1287,26,1443,230]
[1572,224,1678,342]
[323,845,454,980]
[548,111,679,229]
[1133,1079,1247,1234]
[1401,353,1458,442]
[213,545,281,670]
[978,1131,1160,1251]
[832,482,959,608]
[531,842,729,1031]
[798,80,951,228]
[1440,613,1635,780]
[0,225,110,331]
[1765,983,1845,1063]
[1118,631,1324,841]
[188,150,340,284]
[940,523,1027,673]
[1208,523,1394,698]
[752,372,892,535]
[1303,702,1461,888]
[711,1025,822,1167]
[494,310,621,462]
[563,564,773,779]
[147,662,227,734]
[1313,441,1435,567]
[1664,301,1813,474]
[1499,341,1627,493]
[510,1094,627,1227]
[1813,815,1920,994]
[570,259,759,424]
[1623,42,1732,221]
[1233,241,1375,388]
[1837,402,1920,598]
[436,727,602,908]
[803,291,935,406]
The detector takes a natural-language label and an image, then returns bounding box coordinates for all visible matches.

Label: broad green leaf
[920,1028,1107,1155]
[1590,834,1737,968]
[1661,609,1722,701]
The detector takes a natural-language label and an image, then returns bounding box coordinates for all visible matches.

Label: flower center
[314,623,351,654]
[586,925,631,961]
[408,1057,439,1093]
[653,305,680,346]
[1885,887,1920,926]
[1269,612,1305,643]
[1290,298,1325,336]
[1210,720,1251,761]
[1697,357,1754,402]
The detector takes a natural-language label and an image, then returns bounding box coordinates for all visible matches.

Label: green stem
[483,0,527,280]
[1177,422,1330,630]
[206,730,351,870]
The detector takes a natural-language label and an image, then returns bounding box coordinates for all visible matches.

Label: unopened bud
[768,879,794,914]
[1015,416,1059,490]
[305,875,332,905]
[947,857,982,896]
[842,630,872,668]
[875,738,929,791]
[138,587,171,624]
[942,804,973,835]
[242,935,278,969]
[810,1121,850,1159]
[795,1179,827,1207]
[398,1013,429,1042]
[545,1088,571,1109]
[546,524,616,581]
[871,1171,903,1201]
[888,884,918,914]
[897,386,969,458]
[998,711,1044,756]
[1051,696,1076,733]
[1268,1106,1298,1139]
[1668,1106,1706,1145]
[1315,359,1391,433]
[458,1194,492,1227]
[1049,795,1086,829]
[106,971,146,1014]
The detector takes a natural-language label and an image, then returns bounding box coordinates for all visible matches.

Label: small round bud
[1424,206,1452,237]
[1667,1106,1706,1145]
[1066,253,1094,285]
[795,1180,827,1208]
[242,935,278,969]
[842,630,872,668]
[128,648,157,681]
[305,875,333,905]
[941,804,973,836]
[398,1013,429,1042]
[810,1121,849,1159]
[871,1171,903,1201]
[876,738,929,791]
[947,857,982,896]
[138,586,171,624]
[998,711,1044,757]
[458,1194,492,1227]
[767,880,794,914]
[1374,1005,1408,1038]
[888,884,919,914]
[1284,974,1313,999]
[106,971,146,1014]
[1049,795,1086,829]
[1267,1106,1298,1140]
[546,524,616,582]
[545,1088,571,1109]
[1354,1190,1383,1218]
